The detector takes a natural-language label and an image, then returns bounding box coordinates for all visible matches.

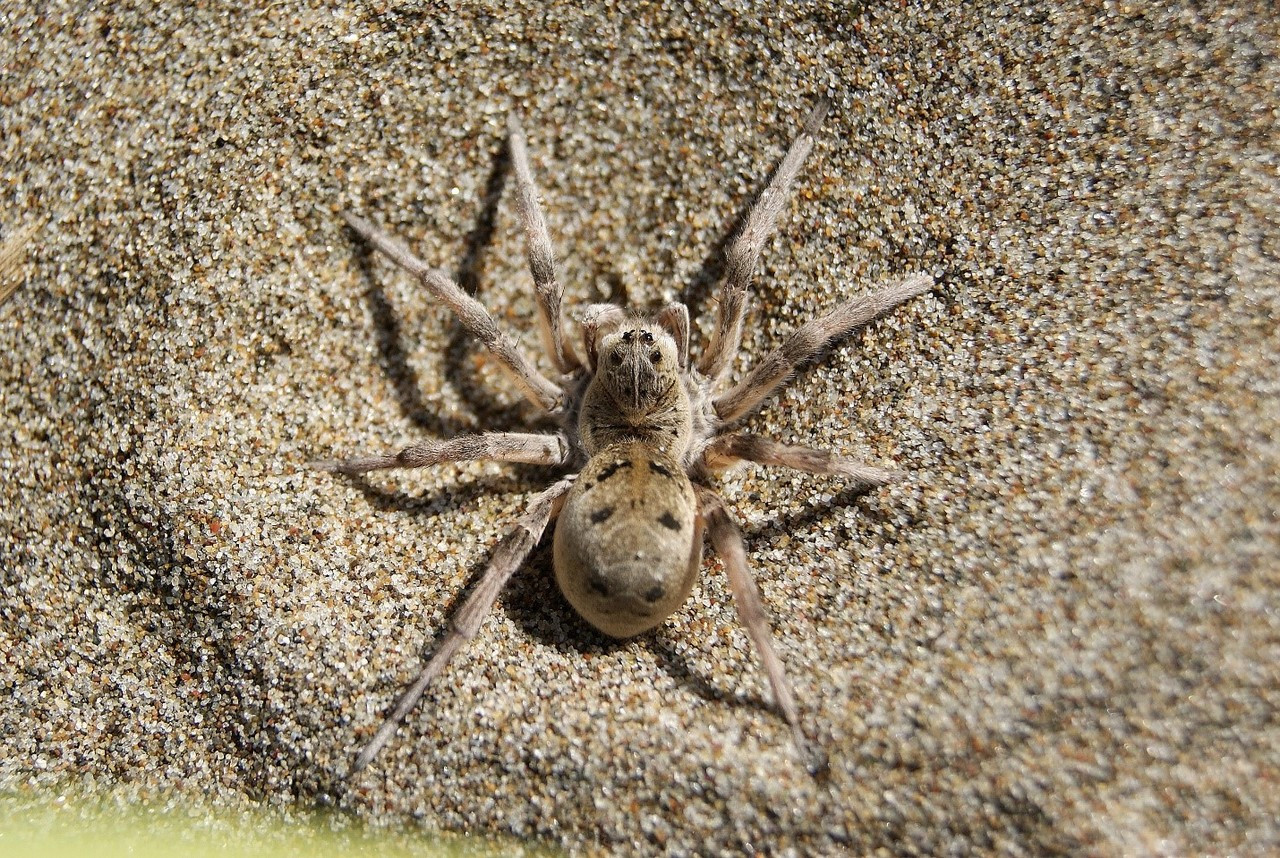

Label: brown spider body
[556,320,703,639]
[319,100,934,775]
[555,440,703,639]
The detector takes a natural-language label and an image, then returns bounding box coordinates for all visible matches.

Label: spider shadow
[646,632,771,714]
[743,479,896,549]
[499,543,776,718]
[492,534,699,687]
[570,122,799,331]
[499,479,890,723]
[323,465,536,519]
[678,216,733,331]
[346,134,535,442]
[498,537,628,654]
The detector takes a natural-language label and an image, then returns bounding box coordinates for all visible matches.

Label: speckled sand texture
[2,2,1278,854]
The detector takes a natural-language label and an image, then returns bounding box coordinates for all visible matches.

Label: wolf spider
[319,99,933,775]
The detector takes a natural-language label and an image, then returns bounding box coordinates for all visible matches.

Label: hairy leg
[351,476,575,774]
[698,488,828,774]
[714,272,933,423]
[314,432,568,475]
[697,99,831,384]
[702,433,896,486]
[342,211,563,412]
[508,115,579,373]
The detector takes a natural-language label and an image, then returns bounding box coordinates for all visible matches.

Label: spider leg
[342,211,564,412]
[697,99,831,384]
[702,432,897,486]
[351,475,575,774]
[713,272,934,423]
[313,431,568,475]
[508,115,580,373]
[698,487,828,775]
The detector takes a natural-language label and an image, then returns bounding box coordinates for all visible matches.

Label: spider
[319,99,933,775]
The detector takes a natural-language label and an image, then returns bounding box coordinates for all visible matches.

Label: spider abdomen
[554,442,703,639]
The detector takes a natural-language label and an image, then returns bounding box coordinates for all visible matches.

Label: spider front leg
[714,272,934,423]
[508,115,579,374]
[314,431,568,475]
[702,432,897,487]
[342,211,563,412]
[698,488,828,775]
[351,476,575,774]
[698,99,831,384]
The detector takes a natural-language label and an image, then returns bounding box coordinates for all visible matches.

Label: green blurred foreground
[0,790,547,858]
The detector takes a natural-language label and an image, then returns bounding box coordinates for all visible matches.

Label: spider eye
[640,331,654,344]
[649,350,661,364]
[621,331,634,343]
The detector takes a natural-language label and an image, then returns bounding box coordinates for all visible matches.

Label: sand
[2,1,1277,854]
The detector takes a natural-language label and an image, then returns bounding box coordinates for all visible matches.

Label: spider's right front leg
[350,475,575,774]
[313,431,568,475]
[508,114,579,374]
[342,212,564,412]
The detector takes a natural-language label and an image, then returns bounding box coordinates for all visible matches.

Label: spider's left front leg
[351,475,575,774]
[697,487,828,775]
[713,272,934,423]
[698,99,831,385]
[702,432,897,487]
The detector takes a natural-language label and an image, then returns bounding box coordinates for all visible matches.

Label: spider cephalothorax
[319,99,933,775]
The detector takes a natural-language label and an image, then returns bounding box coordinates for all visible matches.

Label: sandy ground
[2,1,1278,854]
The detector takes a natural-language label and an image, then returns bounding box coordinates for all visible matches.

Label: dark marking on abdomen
[647,459,676,479]
[590,505,615,524]
[657,510,681,531]
[586,570,612,596]
[594,459,632,485]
